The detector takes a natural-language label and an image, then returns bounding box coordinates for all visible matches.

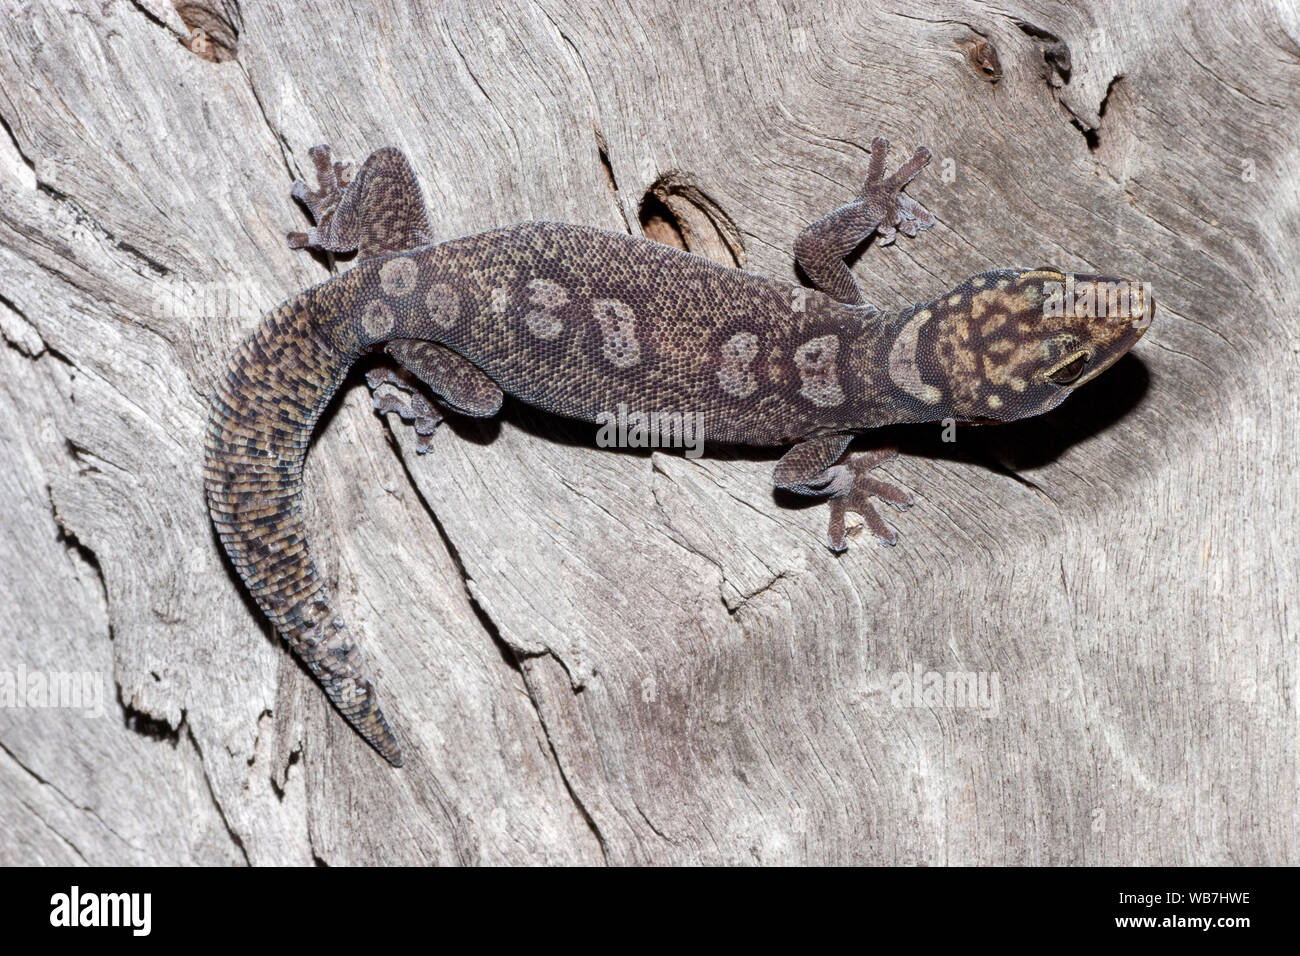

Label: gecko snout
[1052,272,1154,389]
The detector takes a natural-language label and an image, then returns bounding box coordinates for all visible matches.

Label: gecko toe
[898,196,935,228]
[854,499,900,545]
[856,475,913,510]
[827,499,849,552]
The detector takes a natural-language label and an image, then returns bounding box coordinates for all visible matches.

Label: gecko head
[887,268,1153,423]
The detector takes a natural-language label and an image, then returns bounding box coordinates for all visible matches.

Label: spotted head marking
[884,267,1153,422]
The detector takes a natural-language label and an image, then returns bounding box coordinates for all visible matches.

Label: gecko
[204,138,1153,766]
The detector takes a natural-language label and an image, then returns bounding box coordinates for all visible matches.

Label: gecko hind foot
[287,144,353,249]
[365,367,443,454]
[822,447,914,551]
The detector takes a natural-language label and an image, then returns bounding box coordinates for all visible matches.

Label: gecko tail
[294,615,405,766]
[204,297,405,767]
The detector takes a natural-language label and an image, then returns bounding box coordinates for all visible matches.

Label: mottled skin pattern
[205,139,1153,765]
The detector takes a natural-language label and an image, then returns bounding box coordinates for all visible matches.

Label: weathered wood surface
[0,0,1295,865]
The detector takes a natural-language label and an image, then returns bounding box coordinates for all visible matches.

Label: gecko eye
[1046,352,1088,385]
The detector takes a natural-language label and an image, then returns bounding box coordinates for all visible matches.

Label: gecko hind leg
[774,434,914,551]
[287,144,434,260]
[793,136,935,305]
[366,340,504,453]
[366,367,444,454]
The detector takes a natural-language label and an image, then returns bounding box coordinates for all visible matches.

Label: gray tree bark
[0,0,1295,864]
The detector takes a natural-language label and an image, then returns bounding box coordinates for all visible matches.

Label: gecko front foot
[287,144,354,250]
[858,136,935,245]
[365,367,443,454]
[794,136,935,304]
[822,447,914,551]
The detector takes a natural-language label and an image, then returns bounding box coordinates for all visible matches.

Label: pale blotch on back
[379,257,419,297]
[717,332,760,398]
[888,308,942,405]
[794,334,845,407]
[362,299,396,338]
[425,281,460,329]
[524,278,568,340]
[593,298,641,368]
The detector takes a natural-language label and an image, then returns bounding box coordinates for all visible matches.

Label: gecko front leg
[776,137,930,549]
[793,136,934,305]
[774,434,914,551]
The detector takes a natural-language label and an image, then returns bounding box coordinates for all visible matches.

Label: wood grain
[0,0,1294,864]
